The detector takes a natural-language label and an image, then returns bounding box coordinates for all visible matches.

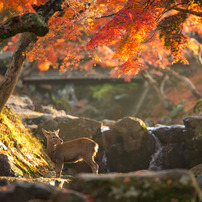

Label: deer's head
[42,128,63,145]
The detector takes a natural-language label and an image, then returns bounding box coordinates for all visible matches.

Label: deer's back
[60,137,97,149]
[54,137,98,162]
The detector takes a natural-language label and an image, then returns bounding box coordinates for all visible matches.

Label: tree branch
[33,0,64,22]
[95,12,118,19]
[140,69,173,110]
[147,62,202,99]
[0,13,49,42]
[174,7,202,17]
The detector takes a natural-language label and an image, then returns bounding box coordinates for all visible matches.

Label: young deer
[42,128,99,178]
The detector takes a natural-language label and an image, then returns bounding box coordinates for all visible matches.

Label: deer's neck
[47,141,57,158]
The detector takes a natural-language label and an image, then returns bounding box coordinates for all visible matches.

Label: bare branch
[146,62,202,99]
[95,12,118,19]
[140,69,173,110]
[174,7,202,17]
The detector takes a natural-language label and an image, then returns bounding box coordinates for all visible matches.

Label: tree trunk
[131,82,150,116]
[141,70,173,110]
[0,33,34,112]
[0,0,66,113]
[160,73,169,98]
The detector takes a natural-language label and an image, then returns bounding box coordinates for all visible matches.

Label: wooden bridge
[22,68,142,85]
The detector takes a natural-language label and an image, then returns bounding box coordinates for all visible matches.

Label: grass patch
[0,106,53,177]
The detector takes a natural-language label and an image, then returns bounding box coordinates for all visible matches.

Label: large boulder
[0,179,87,202]
[67,169,201,202]
[183,116,202,168]
[183,116,202,131]
[95,117,155,173]
[151,125,186,169]
[181,116,202,169]
[6,95,66,133]
[152,125,185,144]
[37,115,102,141]
[149,116,202,170]
[111,117,149,152]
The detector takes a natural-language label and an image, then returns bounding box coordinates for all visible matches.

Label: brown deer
[42,128,99,178]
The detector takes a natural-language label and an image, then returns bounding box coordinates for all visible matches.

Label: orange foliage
[1,0,47,12]
[38,61,50,71]
[1,0,202,76]
[87,0,202,75]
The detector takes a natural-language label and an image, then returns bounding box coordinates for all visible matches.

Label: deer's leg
[55,162,63,178]
[84,156,99,175]
[93,162,99,175]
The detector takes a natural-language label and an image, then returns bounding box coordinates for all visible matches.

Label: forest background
[0,0,202,124]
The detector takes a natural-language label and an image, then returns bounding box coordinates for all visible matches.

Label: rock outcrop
[0,178,87,202]
[67,169,201,202]
[95,117,155,173]
[150,116,202,170]
[5,96,202,176]
[38,115,102,141]
[0,154,15,177]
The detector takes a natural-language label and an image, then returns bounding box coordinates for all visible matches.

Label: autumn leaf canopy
[0,0,202,75]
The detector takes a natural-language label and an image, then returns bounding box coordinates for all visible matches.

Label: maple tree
[0,0,202,112]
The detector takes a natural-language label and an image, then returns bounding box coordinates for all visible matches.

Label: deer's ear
[42,128,48,136]
[55,129,60,136]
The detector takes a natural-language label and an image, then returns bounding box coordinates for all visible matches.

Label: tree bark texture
[0,33,34,112]
[0,13,49,42]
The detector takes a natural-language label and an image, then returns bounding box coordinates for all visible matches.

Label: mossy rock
[0,106,53,177]
[67,169,201,202]
[0,179,87,201]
